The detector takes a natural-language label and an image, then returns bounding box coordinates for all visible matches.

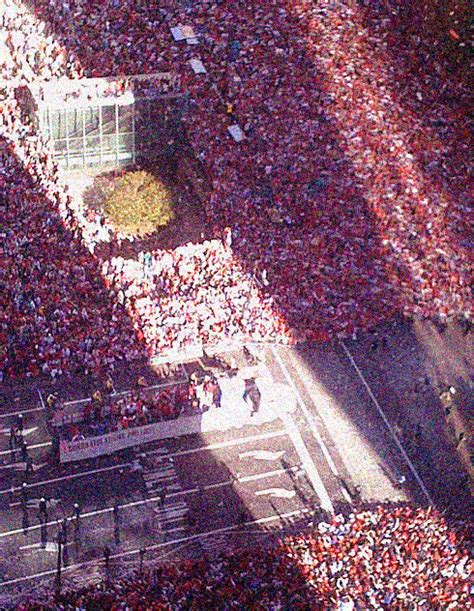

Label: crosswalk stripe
[144,473,177,483]
[143,469,176,480]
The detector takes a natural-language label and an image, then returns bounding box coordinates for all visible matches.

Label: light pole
[55,524,63,599]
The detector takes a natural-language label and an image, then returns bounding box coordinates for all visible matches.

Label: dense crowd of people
[0,93,147,380]
[0,0,293,381]
[173,0,471,338]
[16,506,472,609]
[102,242,291,357]
[152,0,469,334]
[1,0,471,381]
[2,0,471,371]
[1,2,471,607]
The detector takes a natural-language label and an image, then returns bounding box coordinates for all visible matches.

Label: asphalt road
[0,329,469,606]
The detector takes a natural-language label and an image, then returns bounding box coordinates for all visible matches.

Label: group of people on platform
[58,373,221,442]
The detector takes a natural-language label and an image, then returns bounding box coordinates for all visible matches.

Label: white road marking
[239,450,286,461]
[19,497,62,509]
[0,461,48,473]
[164,525,186,534]
[0,463,24,471]
[161,507,188,521]
[146,429,287,459]
[144,471,176,482]
[1,429,288,494]
[271,346,339,477]
[0,426,40,435]
[147,447,168,455]
[0,507,315,587]
[340,341,435,506]
[341,487,353,503]
[1,463,126,495]
[0,406,45,420]
[33,462,48,472]
[154,501,188,515]
[0,467,300,540]
[255,487,296,499]
[145,479,174,489]
[0,441,52,457]
[22,426,39,437]
[278,410,333,513]
[145,477,175,490]
[19,542,58,552]
[143,464,176,476]
[37,389,46,411]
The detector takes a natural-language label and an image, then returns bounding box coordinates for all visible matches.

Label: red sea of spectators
[1,0,471,380]
[173,0,471,338]
[1,3,472,607]
[17,506,472,609]
[0,94,146,380]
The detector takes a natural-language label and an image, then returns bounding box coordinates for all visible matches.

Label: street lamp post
[55,528,63,599]
[139,547,146,577]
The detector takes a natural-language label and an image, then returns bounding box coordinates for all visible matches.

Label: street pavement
[0,327,468,606]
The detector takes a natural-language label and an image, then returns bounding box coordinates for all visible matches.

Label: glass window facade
[29,74,183,170]
[40,102,135,169]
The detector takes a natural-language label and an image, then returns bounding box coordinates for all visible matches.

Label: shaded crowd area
[0,120,146,380]
[17,506,472,609]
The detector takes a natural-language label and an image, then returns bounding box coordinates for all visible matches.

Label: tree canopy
[104,170,174,237]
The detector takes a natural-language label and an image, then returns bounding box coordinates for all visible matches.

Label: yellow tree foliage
[104,170,174,237]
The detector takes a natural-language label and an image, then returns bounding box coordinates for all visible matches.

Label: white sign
[181,26,196,39]
[171,25,197,42]
[170,26,186,41]
[60,417,198,462]
[189,59,206,74]
[228,124,245,142]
